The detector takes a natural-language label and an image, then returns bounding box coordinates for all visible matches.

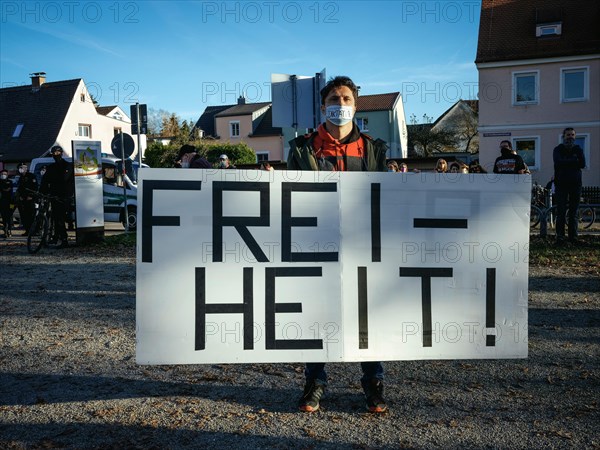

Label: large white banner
[136,169,530,364]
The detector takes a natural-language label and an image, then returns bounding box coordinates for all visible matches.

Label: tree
[161,113,181,138]
[444,104,479,153]
[408,115,457,157]
[146,107,171,136]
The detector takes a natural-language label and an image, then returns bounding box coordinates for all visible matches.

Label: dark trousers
[51,198,68,241]
[1,203,12,233]
[305,362,384,385]
[555,183,582,240]
[18,200,35,231]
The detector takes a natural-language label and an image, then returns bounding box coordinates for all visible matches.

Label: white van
[30,154,148,230]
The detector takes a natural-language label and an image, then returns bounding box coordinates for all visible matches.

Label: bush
[143,142,178,168]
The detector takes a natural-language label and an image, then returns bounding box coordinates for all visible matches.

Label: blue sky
[1,0,481,125]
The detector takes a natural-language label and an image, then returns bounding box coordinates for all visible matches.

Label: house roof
[194,104,235,137]
[250,106,282,137]
[96,105,118,116]
[357,92,400,111]
[476,0,600,64]
[0,79,81,163]
[432,100,479,127]
[215,102,271,118]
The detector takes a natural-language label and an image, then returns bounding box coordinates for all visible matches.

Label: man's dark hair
[320,76,359,105]
[51,145,64,153]
[500,140,512,149]
[562,127,575,137]
[178,144,196,159]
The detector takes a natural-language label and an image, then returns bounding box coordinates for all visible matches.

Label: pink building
[476,0,600,186]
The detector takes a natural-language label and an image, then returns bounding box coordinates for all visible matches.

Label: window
[78,124,91,138]
[536,22,561,37]
[513,136,540,170]
[114,127,122,136]
[230,121,240,137]
[80,93,85,102]
[12,123,24,138]
[513,71,539,105]
[561,67,588,102]
[256,152,269,162]
[356,117,369,132]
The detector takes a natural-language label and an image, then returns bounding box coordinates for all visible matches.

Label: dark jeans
[1,204,12,233]
[51,198,68,241]
[555,183,582,240]
[305,362,384,385]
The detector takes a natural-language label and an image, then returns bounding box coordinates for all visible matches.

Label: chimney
[237,95,246,105]
[30,72,46,91]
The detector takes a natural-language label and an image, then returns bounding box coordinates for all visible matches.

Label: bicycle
[530,182,548,229]
[546,203,596,230]
[27,192,64,254]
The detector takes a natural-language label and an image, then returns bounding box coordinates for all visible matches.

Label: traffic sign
[131,104,148,135]
[111,133,135,159]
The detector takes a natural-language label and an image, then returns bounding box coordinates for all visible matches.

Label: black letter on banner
[195,267,254,350]
[486,268,496,347]
[142,180,203,263]
[265,267,323,350]
[371,183,381,262]
[413,218,468,229]
[281,182,338,262]
[212,181,269,262]
[399,268,453,347]
[358,267,369,349]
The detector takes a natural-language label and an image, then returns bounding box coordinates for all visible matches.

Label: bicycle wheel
[577,206,595,230]
[27,212,49,254]
[530,205,542,229]
[546,206,558,229]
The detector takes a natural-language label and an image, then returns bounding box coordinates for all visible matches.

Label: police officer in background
[16,162,38,235]
[41,146,74,248]
[0,169,13,238]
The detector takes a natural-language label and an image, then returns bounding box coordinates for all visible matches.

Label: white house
[0,73,146,172]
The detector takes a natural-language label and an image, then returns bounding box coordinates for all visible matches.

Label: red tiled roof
[357,92,400,111]
[476,0,600,64]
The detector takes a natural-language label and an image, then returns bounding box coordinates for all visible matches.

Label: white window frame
[512,135,540,170]
[356,117,369,132]
[78,124,91,138]
[512,70,539,105]
[12,123,24,138]
[536,22,562,37]
[256,152,269,163]
[560,66,589,103]
[558,132,589,171]
[229,121,240,138]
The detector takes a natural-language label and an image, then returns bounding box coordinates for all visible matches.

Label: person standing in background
[553,128,586,244]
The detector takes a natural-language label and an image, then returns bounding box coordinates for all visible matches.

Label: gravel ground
[0,235,599,449]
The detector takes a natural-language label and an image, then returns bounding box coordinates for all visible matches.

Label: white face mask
[181,162,190,168]
[325,105,354,126]
[40,170,46,176]
[1,174,7,180]
[19,168,26,174]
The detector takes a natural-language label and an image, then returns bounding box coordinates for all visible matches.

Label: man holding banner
[288,76,389,413]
